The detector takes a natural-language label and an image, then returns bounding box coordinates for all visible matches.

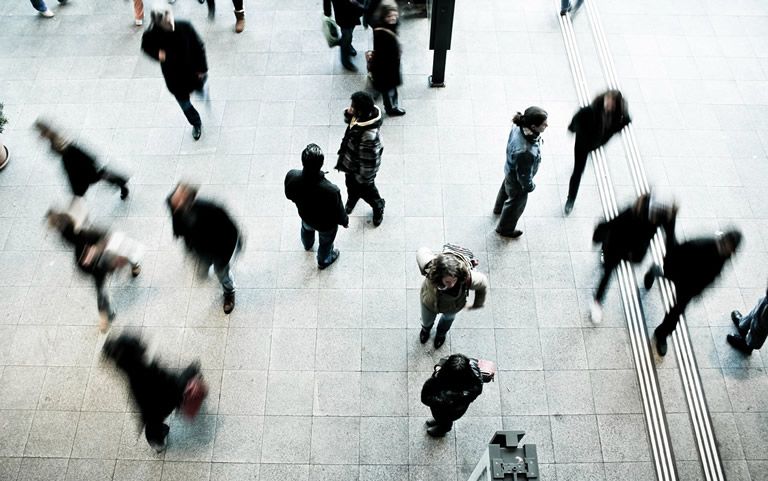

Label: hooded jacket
[284,169,349,232]
[504,126,541,193]
[141,20,208,97]
[335,107,384,184]
[593,203,676,265]
[167,197,240,268]
[421,360,484,422]
[663,238,728,299]
[371,24,402,91]
[568,93,631,151]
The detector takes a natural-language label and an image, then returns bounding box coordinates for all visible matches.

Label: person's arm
[323,0,332,17]
[416,248,435,276]
[514,152,536,192]
[140,30,161,61]
[468,271,488,308]
[420,377,445,407]
[335,190,349,227]
[188,25,208,74]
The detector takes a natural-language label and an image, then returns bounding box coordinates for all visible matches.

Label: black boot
[654,328,667,356]
[727,334,753,355]
[372,199,385,227]
[419,327,430,344]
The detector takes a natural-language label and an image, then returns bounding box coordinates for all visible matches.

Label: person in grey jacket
[727,281,768,355]
[493,107,548,238]
[417,247,488,348]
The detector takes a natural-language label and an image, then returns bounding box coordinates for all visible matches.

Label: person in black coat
[285,144,349,269]
[141,6,208,140]
[35,119,130,200]
[103,334,202,452]
[421,353,483,437]
[371,1,405,116]
[645,229,742,356]
[167,183,241,314]
[565,90,631,215]
[590,193,677,323]
[324,0,365,71]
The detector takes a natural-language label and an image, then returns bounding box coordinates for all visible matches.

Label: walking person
[34,119,130,201]
[324,0,365,71]
[370,1,406,116]
[141,6,209,140]
[30,0,67,18]
[493,107,548,239]
[564,90,631,215]
[168,0,246,32]
[46,209,143,332]
[285,144,349,269]
[417,246,488,348]
[421,354,484,437]
[645,230,742,356]
[103,334,207,452]
[727,281,768,355]
[167,183,241,314]
[590,193,677,323]
[335,91,386,226]
[560,0,583,16]
[132,0,144,26]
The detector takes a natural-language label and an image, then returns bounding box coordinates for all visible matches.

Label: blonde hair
[150,4,175,31]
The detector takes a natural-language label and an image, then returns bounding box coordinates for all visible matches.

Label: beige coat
[416,247,488,314]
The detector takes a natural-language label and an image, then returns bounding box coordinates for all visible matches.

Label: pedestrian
[103,334,207,453]
[727,281,768,355]
[493,107,548,239]
[168,0,246,32]
[363,0,383,27]
[132,0,144,26]
[590,193,677,323]
[167,183,241,314]
[323,0,365,71]
[285,144,349,269]
[46,208,143,332]
[420,353,484,437]
[141,6,209,140]
[564,90,631,215]
[34,119,130,201]
[370,1,406,116]
[29,0,67,18]
[560,0,583,16]
[416,246,488,348]
[334,91,386,226]
[645,230,742,356]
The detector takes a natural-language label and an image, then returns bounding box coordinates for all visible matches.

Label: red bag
[180,374,208,419]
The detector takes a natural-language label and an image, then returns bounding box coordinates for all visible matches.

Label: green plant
[0,103,7,134]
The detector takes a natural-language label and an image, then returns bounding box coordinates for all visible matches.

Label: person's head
[378,0,399,25]
[301,143,324,173]
[350,91,376,119]
[150,4,175,31]
[427,253,468,291]
[600,90,623,113]
[169,182,199,212]
[715,229,742,258]
[33,118,68,153]
[435,354,476,385]
[512,106,548,140]
[45,208,74,233]
[102,333,147,371]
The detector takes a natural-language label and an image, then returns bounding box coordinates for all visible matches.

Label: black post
[430,50,448,87]
[428,0,456,88]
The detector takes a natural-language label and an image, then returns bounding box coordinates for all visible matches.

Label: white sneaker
[135,18,143,26]
[40,9,55,17]
[590,300,603,324]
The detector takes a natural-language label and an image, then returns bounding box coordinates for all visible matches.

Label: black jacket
[168,198,240,268]
[285,169,349,232]
[663,238,727,299]
[59,224,111,288]
[324,0,365,28]
[141,21,208,97]
[568,94,631,151]
[335,108,384,184]
[60,144,103,197]
[421,362,483,422]
[371,25,402,91]
[593,206,676,265]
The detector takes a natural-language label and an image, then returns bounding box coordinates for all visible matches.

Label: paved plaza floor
[0,0,767,480]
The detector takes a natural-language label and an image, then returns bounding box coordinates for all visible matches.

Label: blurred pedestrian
[103,334,207,452]
[560,0,583,16]
[167,183,241,314]
[590,193,677,323]
[564,90,631,215]
[285,144,349,269]
[47,209,143,332]
[370,1,405,116]
[417,246,488,348]
[421,354,484,437]
[132,0,144,26]
[168,0,246,32]
[645,230,742,356]
[30,0,67,18]
[34,119,130,201]
[335,91,386,226]
[324,0,365,71]
[493,107,548,239]
[141,6,209,140]
[727,281,768,355]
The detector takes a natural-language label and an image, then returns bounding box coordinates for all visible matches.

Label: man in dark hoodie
[645,229,742,356]
[727,281,768,356]
[285,144,349,269]
[167,183,241,314]
[335,91,386,227]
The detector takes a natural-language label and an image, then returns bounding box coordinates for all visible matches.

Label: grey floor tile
[735,413,768,460]
[265,370,315,416]
[223,328,271,370]
[316,328,362,371]
[454,416,503,466]
[64,459,116,481]
[550,415,602,463]
[546,370,594,415]
[362,289,407,329]
[711,412,746,460]
[748,461,768,481]
[597,414,650,462]
[407,417,455,466]
[17,458,69,481]
[309,465,359,481]
[498,371,548,416]
[310,417,360,465]
[218,370,267,415]
[360,372,408,416]
[362,329,407,372]
[0,411,34,457]
[723,368,768,413]
[269,329,316,371]
[554,463,605,481]
[209,463,257,481]
[360,417,409,465]
[314,371,360,416]
[539,328,588,370]
[0,366,46,410]
[113,460,163,481]
[164,415,217,462]
[359,465,408,481]
[273,288,318,328]
[212,415,264,463]
[603,462,655,481]
[582,328,633,370]
[70,411,123,459]
[318,288,363,329]
[24,410,79,458]
[590,370,642,415]
[491,288,538,328]
[494,328,543,370]
[160,461,211,481]
[260,416,312,464]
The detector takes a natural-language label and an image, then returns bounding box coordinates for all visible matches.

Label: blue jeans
[301,222,337,265]
[421,303,457,336]
[739,296,768,350]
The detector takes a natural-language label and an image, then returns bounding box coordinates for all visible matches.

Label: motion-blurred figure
[35,119,130,201]
[103,334,207,452]
[727,281,768,355]
[324,0,365,71]
[560,0,583,16]
[421,354,484,437]
[565,90,631,215]
[590,193,677,323]
[645,230,742,356]
[370,1,406,116]
[168,0,246,32]
[141,6,209,140]
[167,183,241,314]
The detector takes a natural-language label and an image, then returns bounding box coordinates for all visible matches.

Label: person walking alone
[421,354,484,437]
[335,91,386,226]
[370,1,405,116]
[324,0,365,71]
[285,144,349,269]
[493,107,548,239]
[141,6,209,140]
[727,281,768,355]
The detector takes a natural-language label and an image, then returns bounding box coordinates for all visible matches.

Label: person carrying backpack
[416,245,488,348]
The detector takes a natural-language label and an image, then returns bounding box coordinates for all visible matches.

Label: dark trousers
[301,222,338,265]
[494,176,527,235]
[144,363,200,448]
[656,291,694,339]
[381,88,399,112]
[339,27,354,66]
[595,258,620,303]
[175,94,202,128]
[97,167,128,192]
[94,274,114,319]
[345,174,384,211]
[567,135,592,202]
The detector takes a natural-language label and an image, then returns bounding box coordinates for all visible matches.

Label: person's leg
[496,178,528,236]
[196,259,213,280]
[493,179,508,215]
[727,333,753,355]
[133,0,144,22]
[98,167,130,199]
[95,275,115,332]
[232,0,245,32]
[175,94,202,131]
[654,295,689,355]
[358,181,385,226]
[433,312,456,348]
[339,27,356,70]
[420,303,439,332]
[145,421,170,452]
[560,0,571,14]
[206,0,216,19]
[566,136,590,209]
[344,174,361,213]
[30,0,49,12]
[214,262,236,313]
[594,260,618,304]
[316,226,338,266]
[301,222,315,251]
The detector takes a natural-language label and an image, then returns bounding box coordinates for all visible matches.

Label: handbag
[180,373,209,419]
[322,15,341,48]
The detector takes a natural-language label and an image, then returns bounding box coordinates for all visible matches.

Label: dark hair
[719,229,742,254]
[351,91,376,117]
[435,354,477,386]
[301,143,324,171]
[427,253,468,288]
[512,106,548,128]
[593,89,623,111]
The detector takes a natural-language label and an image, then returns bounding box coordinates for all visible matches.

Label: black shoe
[192,125,202,141]
[560,7,571,15]
[419,328,430,344]
[342,62,358,72]
[120,186,130,200]
[372,199,385,227]
[427,425,450,437]
[350,46,357,56]
[223,292,235,314]
[434,334,446,349]
[644,268,656,289]
[425,418,438,428]
[386,107,406,117]
[318,249,340,270]
[654,329,667,356]
[496,229,523,239]
[493,209,501,215]
[564,198,575,216]
[731,310,743,327]
[727,334,753,355]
